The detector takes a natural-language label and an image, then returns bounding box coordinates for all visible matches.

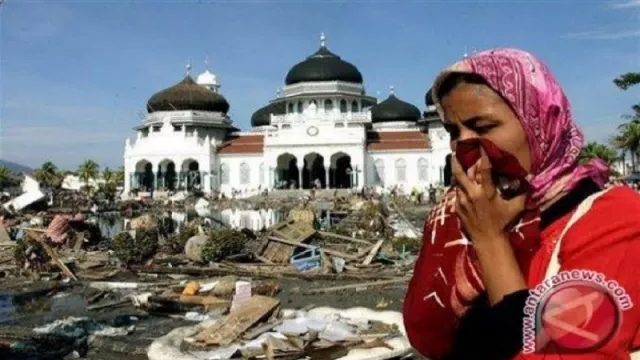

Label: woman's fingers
[451,155,474,194]
[478,148,496,199]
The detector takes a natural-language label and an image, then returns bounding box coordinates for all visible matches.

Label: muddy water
[0,290,87,325]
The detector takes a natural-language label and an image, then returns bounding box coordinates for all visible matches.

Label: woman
[404,48,640,360]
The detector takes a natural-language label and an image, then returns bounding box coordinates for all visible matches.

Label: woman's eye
[474,125,497,134]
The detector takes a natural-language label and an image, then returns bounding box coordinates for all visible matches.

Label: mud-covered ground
[0,274,411,360]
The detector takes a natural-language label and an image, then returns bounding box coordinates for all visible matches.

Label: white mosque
[123,34,451,197]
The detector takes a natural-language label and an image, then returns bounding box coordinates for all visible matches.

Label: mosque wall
[366,151,444,191]
[217,153,266,196]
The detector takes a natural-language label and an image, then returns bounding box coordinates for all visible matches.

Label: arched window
[240,162,250,185]
[220,163,229,185]
[351,100,359,112]
[296,101,303,113]
[259,163,265,185]
[324,99,333,112]
[418,158,429,181]
[287,103,294,114]
[395,158,406,182]
[374,159,385,185]
[340,99,348,113]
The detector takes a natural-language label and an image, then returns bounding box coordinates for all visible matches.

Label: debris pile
[140,279,410,360]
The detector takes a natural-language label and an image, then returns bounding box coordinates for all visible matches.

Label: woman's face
[440,81,532,173]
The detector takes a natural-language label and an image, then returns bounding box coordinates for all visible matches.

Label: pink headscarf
[431,48,609,206]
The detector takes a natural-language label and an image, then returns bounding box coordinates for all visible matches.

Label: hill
[0,159,33,174]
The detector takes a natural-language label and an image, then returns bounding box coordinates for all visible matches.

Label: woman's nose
[458,128,478,142]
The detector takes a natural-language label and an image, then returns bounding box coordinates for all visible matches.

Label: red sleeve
[516,187,640,360]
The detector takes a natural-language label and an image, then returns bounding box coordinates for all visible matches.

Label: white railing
[142,110,230,125]
[282,81,364,97]
[270,112,371,124]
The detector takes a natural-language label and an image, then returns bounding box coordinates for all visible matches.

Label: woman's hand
[452,148,526,243]
[453,148,529,304]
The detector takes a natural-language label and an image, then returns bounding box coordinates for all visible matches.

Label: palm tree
[33,161,61,188]
[103,167,113,184]
[0,167,17,190]
[77,160,100,191]
[611,120,640,173]
[579,142,618,167]
[113,166,125,185]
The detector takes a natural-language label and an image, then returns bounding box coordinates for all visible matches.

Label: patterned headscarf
[431,48,609,206]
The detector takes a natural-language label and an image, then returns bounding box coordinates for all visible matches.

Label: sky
[0,0,639,170]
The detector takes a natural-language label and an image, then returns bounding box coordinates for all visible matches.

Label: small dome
[285,34,363,85]
[196,70,218,87]
[371,94,421,123]
[147,76,229,113]
[251,101,286,127]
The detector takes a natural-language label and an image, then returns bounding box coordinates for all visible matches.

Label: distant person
[428,185,436,204]
[404,48,640,359]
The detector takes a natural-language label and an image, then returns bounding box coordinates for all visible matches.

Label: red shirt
[404,186,640,359]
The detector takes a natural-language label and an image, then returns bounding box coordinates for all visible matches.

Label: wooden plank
[362,240,384,266]
[194,295,280,346]
[267,236,359,261]
[25,229,78,281]
[318,231,373,246]
[300,278,409,295]
[262,220,316,264]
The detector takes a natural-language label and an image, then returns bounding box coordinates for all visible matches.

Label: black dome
[147,76,230,113]
[285,46,363,85]
[371,94,421,123]
[251,101,286,127]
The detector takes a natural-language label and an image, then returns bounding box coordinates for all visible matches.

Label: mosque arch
[324,99,334,113]
[259,163,265,185]
[276,153,299,189]
[418,158,429,182]
[340,99,348,113]
[395,158,407,182]
[158,158,177,191]
[134,159,154,191]
[181,159,201,191]
[220,163,230,185]
[351,100,359,112]
[302,152,326,189]
[240,162,250,185]
[374,159,385,185]
[330,152,352,189]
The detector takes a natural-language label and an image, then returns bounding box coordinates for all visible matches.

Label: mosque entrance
[329,152,352,189]
[141,162,154,191]
[133,160,155,192]
[159,159,177,191]
[302,152,326,189]
[276,153,299,189]
[183,160,201,191]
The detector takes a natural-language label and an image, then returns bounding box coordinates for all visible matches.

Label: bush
[113,229,158,265]
[201,228,246,263]
[164,225,199,254]
[392,236,422,254]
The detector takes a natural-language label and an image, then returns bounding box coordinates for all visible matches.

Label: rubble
[0,187,436,359]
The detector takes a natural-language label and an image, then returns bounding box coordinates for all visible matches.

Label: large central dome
[285,34,363,85]
[147,76,230,113]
